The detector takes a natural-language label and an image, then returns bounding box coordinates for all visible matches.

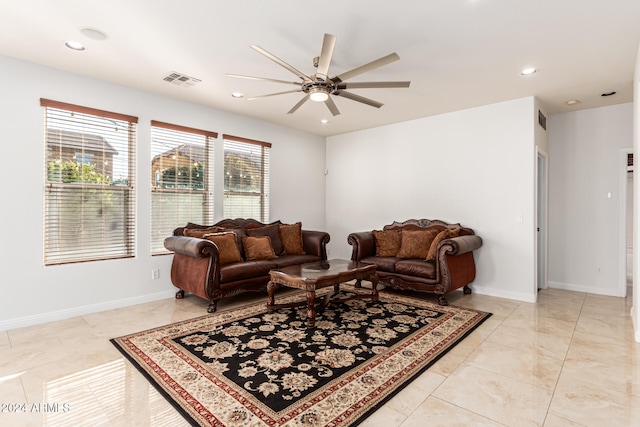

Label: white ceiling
[2,0,639,136]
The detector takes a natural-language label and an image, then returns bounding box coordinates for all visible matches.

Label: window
[223,135,271,222]
[42,99,137,265]
[75,153,93,166]
[151,121,216,254]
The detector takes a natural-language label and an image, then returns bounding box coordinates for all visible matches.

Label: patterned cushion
[242,236,278,261]
[426,227,461,261]
[396,228,441,259]
[202,232,243,264]
[372,229,402,257]
[246,224,284,255]
[183,226,223,238]
[279,222,305,255]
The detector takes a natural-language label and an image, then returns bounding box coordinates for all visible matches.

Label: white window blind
[42,99,137,265]
[151,121,216,254]
[223,134,271,223]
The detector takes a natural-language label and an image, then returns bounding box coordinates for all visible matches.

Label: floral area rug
[110,286,491,426]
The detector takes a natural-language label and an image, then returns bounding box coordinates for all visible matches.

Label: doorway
[537,151,548,291]
[622,150,633,298]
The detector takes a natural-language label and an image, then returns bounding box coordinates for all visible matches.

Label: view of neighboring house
[151,143,205,189]
[46,129,118,181]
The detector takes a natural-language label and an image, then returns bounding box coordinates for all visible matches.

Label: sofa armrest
[348,231,375,261]
[302,230,331,260]
[439,235,483,256]
[435,234,482,294]
[164,236,219,259]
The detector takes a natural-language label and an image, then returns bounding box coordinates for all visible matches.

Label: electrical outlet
[152,269,160,280]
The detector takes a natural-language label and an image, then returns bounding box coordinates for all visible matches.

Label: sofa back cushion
[203,232,243,264]
[246,224,284,255]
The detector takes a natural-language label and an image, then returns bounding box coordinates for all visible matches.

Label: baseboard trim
[0,290,177,332]
[548,281,625,297]
[471,286,537,303]
[632,306,640,343]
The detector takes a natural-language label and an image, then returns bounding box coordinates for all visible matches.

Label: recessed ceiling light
[520,67,538,76]
[231,92,244,98]
[601,91,617,97]
[320,119,329,124]
[79,27,108,41]
[566,100,580,106]
[64,40,86,51]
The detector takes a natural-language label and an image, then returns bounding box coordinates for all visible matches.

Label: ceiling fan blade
[333,52,401,83]
[316,33,337,80]
[251,44,312,82]
[248,90,303,100]
[338,81,411,89]
[334,90,384,108]
[324,96,341,116]
[288,95,310,114]
[226,74,302,86]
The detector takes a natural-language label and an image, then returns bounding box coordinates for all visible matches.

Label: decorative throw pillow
[222,227,246,257]
[372,229,402,257]
[242,236,278,261]
[396,228,441,259]
[279,222,305,255]
[183,226,223,238]
[202,232,243,264]
[426,227,461,261]
[246,224,284,255]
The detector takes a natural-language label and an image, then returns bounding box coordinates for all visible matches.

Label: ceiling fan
[227,33,410,116]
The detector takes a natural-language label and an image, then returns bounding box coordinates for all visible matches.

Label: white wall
[0,55,326,330]
[548,103,633,296]
[633,43,640,342]
[325,97,538,302]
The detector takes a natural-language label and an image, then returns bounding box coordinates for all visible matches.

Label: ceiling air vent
[163,71,201,88]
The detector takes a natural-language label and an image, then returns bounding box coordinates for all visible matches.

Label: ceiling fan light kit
[228,33,410,117]
[309,87,329,102]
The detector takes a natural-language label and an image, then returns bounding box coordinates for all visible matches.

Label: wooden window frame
[41,98,137,265]
[151,121,217,255]
[222,134,271,223]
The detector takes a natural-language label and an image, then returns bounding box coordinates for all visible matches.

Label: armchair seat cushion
[395,259,436,279]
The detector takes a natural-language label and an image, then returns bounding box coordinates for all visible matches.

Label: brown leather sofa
[348,219,482,305]
[164,218,330,312]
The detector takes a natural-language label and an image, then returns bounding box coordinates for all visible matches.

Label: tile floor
[1,287,639,426]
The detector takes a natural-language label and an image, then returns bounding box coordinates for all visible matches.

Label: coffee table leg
[370,274,379,299]
[267,281,276,312]
[306,290,316,328]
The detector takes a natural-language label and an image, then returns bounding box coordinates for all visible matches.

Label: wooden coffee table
[267,259,378,327]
